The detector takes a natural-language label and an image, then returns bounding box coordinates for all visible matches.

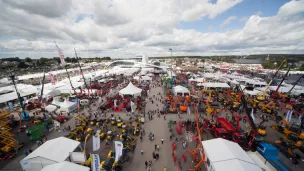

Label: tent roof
[119,82,142,95]
[195,78,205,82]
[172,85,190,93]
[133,75,152,81]
[202,138,261,171]
[41,161,90,171]
[24,137,80,162]
[202,82,230,88]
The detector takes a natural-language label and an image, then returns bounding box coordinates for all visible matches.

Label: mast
[74,48,90,95]
[54,41,76,94]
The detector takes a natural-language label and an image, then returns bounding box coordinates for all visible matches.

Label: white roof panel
[202,138,261,171]
[41,161,89,171]
[24,137,80,162]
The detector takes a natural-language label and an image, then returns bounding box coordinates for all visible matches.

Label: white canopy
[119,82,142,97]
[21,137,81,171]
[188,78,196,82]
[202,82,230,88]
[243,90,265,96]
[202,138,262,171]
[195,78,205,83]
[41,162,89,171]
[172,85,190,96]
[52,97,77,113]
[133,75,152,82]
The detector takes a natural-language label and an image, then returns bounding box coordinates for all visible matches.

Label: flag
[54,41,66,65]
[130,101,135,112]
[90,154,100,171]
[250,108,255,120]
[114,141,123,161]
[288,110,293,122]
[114,99,117,108]
[297,115,302,126]
[92,130,101,151]
[285,110,291,122]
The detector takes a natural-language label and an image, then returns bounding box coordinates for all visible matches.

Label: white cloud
[221,16,237,27]
[239,16,248,22]
[254,11,263,16]
[0,0,304,59]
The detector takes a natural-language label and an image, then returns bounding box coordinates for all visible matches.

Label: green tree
[65,57,71,63]
[18,61,29,68]
[53,57,61,64]
[39,57,48,65]
[25,57,32,62]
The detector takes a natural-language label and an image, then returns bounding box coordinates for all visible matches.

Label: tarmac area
[1,77,304,171]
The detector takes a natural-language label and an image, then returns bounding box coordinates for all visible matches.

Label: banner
[8,102,14,112]
[130,101,136,113]
[90,154,100,171]
[285,110,291,122]
[49,73,56,85]
[114,141,123,161]
[250,108,255,120]
[92,130,101,151]
[288,110,293,122]
[114,99,117,108]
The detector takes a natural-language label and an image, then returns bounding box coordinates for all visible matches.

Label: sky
[0,0,303,59]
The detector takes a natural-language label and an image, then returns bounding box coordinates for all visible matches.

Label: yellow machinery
[232,101,241,109]
[272,119,304,139]
[100,131,106,139]
[122,125,127,133]
[257,59,287,101]
[0,112,23,153]
[117,120,123,128]
[107,131,113,140]
[85,134,91,141]
[261,101,276,114]
[111,117,116,125]
[107,150,113,158]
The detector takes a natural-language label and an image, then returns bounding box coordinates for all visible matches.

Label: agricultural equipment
[257,59,286,101]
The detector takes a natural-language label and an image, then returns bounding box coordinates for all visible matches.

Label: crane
[272,66,291,99]
[235,84,258,149]
[257,59,287,101]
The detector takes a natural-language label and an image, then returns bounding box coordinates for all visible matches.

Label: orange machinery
[187,101,207,170]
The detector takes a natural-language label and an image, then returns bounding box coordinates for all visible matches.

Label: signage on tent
[90,154,100,171]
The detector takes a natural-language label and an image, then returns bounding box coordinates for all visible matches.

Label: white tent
[188,78,196,82]
[202,138,262,171]
[41,161,89,171]
[119,82,142,97]
[51,97,77,113]
[202,83,230,88]
[172,85,190,96]
[133,75,152,82]
[20,137,81,171]
[195,78,205,83]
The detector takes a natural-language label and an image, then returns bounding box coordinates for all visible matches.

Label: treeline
[1,56,112,63]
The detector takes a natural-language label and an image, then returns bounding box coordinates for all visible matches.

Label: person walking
[157,145,160,151]
[161,138,164,144]
[155,144,157,151]
[141,149,144,155]
[145,161,148,168]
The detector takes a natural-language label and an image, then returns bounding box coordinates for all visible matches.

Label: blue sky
[178,0,290,33]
